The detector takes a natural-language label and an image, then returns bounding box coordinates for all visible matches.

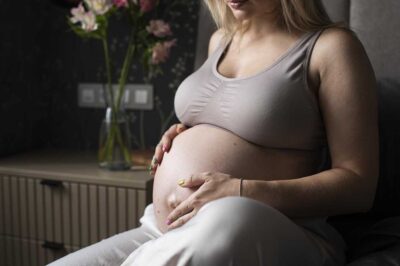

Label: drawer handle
[40,179,63,188]
[42,241,65,251]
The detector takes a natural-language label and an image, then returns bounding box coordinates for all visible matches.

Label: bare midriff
[153,124,323,233]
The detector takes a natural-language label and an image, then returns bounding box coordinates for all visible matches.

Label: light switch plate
[78,83,154,110]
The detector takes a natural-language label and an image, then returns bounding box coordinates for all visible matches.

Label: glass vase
[98,106,132,170]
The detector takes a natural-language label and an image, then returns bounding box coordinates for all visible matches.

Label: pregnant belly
[153,124,322,232]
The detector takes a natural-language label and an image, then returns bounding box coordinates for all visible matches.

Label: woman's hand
[165,172,241,230]
[149,123,188,175]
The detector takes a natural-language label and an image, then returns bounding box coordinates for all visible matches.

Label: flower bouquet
[68,0,178,169]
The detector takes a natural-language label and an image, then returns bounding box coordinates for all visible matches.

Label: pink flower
[84,0,113,15]
[146,20,172,37]
[151,39,177,64]
[81,11,98,31]
[140,0,157,13]
[70,3,99,32]
[70,3,86,24]
[113,0,128,8]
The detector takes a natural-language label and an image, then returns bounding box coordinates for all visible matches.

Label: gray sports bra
[174,30,326,151]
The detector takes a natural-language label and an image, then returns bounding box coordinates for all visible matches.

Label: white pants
[49,197,346,266]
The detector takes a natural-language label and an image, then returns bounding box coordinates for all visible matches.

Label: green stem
[99,31,133,165]
[116,28,136,111]
[101,35,118,162]
[106,26,137,159]
[114,25,137,159]
[114,115,131,161]
[102,35,115,110]
[100,33,119,164]
[99,113,131,165]
[110,28,137,160]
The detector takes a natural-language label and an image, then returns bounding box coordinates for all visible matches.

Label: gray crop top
[174,30,327,151]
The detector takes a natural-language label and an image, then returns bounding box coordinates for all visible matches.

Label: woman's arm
[166,28,379,229]
[243,28,379,217]
[165,28,379,229]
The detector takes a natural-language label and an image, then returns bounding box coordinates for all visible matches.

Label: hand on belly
[153,176,198,232]
[155,170,241,232]
[152,124,322,233]
[167,186,197,210]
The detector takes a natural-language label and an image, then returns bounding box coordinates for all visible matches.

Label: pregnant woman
[50,0,378,265]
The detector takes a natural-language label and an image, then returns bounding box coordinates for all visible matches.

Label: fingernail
[178,179,185,186]
[162,144,168,152]
[165,219,171,225]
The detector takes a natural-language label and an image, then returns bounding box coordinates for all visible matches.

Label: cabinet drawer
[0,235,79,266]
[1,174,149,247]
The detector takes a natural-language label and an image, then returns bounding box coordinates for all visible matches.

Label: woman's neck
[234,16,283,47]
[237,5,285,36]
[236,12,303,45]
[245,16,282,35]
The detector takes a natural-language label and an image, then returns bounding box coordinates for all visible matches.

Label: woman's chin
[231,10,251,21]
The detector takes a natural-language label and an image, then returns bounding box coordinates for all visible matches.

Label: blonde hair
[204,0,337,38]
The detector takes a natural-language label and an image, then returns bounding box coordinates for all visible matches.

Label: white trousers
[49,197,346,266]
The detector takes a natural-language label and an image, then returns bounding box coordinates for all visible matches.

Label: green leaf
[67,16,106,40]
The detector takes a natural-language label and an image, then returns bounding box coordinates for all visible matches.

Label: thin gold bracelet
[239,178,244,197]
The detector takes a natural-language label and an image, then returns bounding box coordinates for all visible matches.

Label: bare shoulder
[208,28,226,57]
[318,26,361,46]
[312,27,371,74]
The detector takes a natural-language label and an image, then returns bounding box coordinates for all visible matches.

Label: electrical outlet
[78,83,154,110]
[124,84,153,110]
[78,83,105,108]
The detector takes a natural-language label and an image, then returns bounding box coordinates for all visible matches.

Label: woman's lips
[227,0,248,9]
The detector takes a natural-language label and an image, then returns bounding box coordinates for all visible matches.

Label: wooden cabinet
[0,150,153,266]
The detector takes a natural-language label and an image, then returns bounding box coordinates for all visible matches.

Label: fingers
[166,199,197,230]
[176,123,187,134]
[149,156,159,176]
[178,173,206,188]
[163,123,187,152]
[150,143,163,176]
[165,172,215,230]
[167,210,197,230]
[149,123,187,175]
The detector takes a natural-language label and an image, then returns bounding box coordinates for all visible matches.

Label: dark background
[0,0,199,157]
